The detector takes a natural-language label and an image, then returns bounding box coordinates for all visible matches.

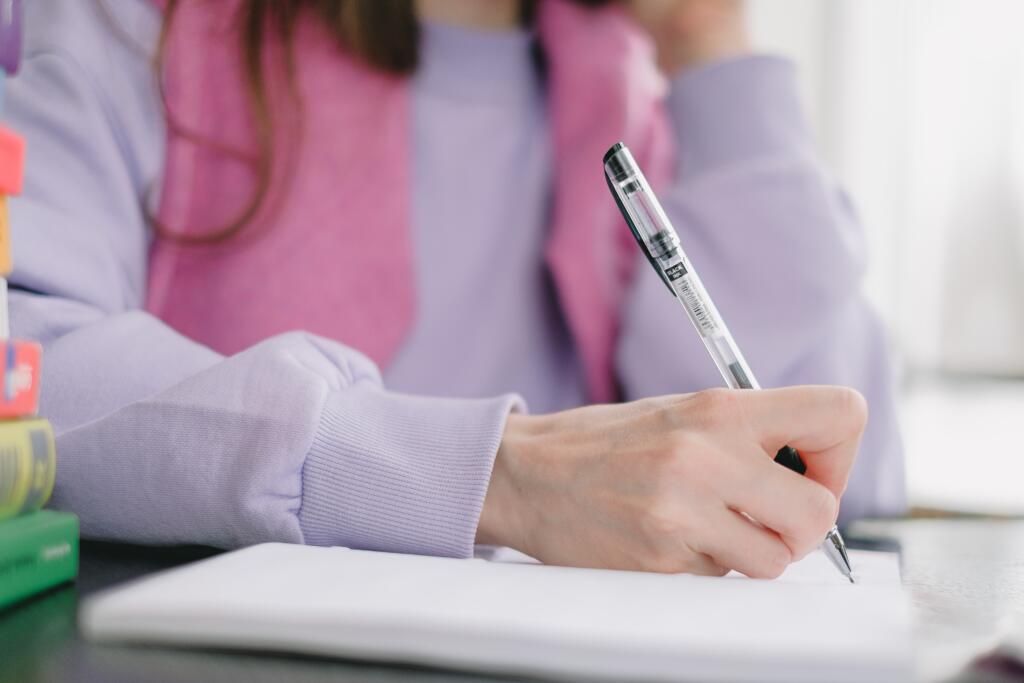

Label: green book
[0,510,79,610]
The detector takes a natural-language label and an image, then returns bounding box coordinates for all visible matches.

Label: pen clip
[604,172,675,296]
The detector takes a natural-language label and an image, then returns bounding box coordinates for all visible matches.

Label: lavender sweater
[5,0,905,554]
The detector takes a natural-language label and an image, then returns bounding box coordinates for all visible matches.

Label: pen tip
[848,573,857,584]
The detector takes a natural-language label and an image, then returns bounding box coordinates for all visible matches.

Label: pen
[603,142,855,584]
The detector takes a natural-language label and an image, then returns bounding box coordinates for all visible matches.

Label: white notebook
[81,543,913,682]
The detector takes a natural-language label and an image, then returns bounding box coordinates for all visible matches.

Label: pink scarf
[147,0,671,402]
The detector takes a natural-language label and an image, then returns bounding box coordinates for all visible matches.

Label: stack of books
[0,1,78,612]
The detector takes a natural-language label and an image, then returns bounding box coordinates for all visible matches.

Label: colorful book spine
[0,510,79,610]
[0,0,19,341]
[0,418,55,520]
[0,0,77,612]
[0,338,41,415]
[0,0,47,524]
[0,123,23,197]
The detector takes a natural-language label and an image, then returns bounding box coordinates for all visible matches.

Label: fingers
[694,506,793,579]
[513,386,865,578]
[735,386,868,452]
[732,386,867,498]
[719,454,839,558]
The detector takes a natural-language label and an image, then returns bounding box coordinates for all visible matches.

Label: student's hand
[477,386,866,578]
[627,0,751,75]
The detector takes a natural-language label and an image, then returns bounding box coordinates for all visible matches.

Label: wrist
[476,413,538,552]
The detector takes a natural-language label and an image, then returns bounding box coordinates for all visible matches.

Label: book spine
[0,1,58,528]
[0,419,56,521]
[0,124,23,196]
[0,195,11,279]
[0,512,79,610]
[0,6,78,613]
[0,338,41,416]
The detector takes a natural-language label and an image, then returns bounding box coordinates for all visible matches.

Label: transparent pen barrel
[662,255,760,391]
[605,144,761,392]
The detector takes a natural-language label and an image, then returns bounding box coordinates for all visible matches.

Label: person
[5,0,905,578]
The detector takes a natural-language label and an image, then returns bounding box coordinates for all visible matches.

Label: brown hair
[155,0,609,244]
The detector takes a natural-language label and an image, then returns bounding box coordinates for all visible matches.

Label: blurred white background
[748,0,1024,515]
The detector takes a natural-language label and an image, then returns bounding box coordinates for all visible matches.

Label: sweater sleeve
[6,0,520,554]
[615,56,906,523]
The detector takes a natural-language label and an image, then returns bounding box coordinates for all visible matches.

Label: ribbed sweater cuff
[668,55,812,180]
[298,384,524,558]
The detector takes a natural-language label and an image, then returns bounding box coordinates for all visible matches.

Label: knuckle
[660,433,702,478]
[640,502,684,540]
[806,485,839,533]
[645,554,686,575]
[664,431,695,458]
[832,386,869,431]
[651,400,684,429]
[693,388,742,426]
[708,564,730,578]
[642,445,680,485]
[645,543,724,577]
[757,545,792,579]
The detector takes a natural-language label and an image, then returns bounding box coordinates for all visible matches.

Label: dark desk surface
[2,519,1023,683]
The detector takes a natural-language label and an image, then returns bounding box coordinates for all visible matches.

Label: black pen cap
[604,142,631,182]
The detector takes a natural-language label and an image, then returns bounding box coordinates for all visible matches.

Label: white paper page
[81,543,913,683]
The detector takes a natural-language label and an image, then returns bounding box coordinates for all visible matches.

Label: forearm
[9,2,526,555]
[15,292,522,552]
